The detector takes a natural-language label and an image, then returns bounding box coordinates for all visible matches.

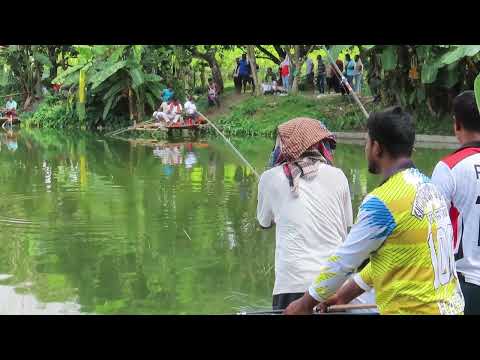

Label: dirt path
[203,91,251,120]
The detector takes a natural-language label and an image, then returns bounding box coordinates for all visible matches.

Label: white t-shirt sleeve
[343,175,353,228]
[431,161,455,209]
[257,172,274,228]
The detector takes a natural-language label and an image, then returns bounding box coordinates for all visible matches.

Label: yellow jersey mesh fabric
[309,167,464,315]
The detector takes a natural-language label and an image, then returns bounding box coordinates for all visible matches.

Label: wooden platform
[0,117,20,125]
[134,121,208,132]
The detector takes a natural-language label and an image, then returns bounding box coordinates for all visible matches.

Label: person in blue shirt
[162,83,174,102]
[344,54,356,90]
[238,54,251,94]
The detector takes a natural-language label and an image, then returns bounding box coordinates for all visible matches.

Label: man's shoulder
[440,147,480,170]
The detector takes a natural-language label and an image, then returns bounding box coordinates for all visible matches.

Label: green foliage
[20,95,81,129]
[214,95,370,138]
[475,74,480,112]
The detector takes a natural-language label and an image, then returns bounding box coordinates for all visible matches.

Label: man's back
[257,164,352,295]
[432,144,480,286]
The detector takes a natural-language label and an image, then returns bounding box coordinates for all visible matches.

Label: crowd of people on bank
[232,52,364,97]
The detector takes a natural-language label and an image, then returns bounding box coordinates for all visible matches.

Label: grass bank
[210,93,453,138]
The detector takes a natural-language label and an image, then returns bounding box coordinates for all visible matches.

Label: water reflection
[0,129,453,314]
[1,129,18,152]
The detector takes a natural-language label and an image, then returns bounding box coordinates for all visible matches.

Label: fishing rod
[236,303,378,315]
[321,45,370,121]
[197,111,260,179]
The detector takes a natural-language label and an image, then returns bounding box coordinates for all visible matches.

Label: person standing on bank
[431,91,480,315]
[257,118,357,310]
[233,58,241,94]
[284,107,464,315]
[316,55,326,94]
[280,55,290,92]
[345,54,356,90]
[305,56,313,90]
[353,55,363,94]
[238,54,250,94]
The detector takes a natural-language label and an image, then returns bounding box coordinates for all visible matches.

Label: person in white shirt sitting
[184,95,198,125]
[153,100,169,123]
[161,96,183,124]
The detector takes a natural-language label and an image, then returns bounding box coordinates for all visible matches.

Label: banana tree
[363,45,480,117]
[1,45,52,110]
[53,45,164,127]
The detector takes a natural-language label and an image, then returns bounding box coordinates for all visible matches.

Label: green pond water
[0,129,452,314]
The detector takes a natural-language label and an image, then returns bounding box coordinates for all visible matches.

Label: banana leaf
[440,45,480,66]
[381,46,397,72]
[129,66,144,89]
[52,63,85,84]
[90,60,128,90]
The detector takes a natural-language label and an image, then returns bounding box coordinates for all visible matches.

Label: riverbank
[209,92,454,138]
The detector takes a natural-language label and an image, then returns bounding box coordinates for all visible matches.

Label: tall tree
[246,46,261,96]
[185,46,224,92]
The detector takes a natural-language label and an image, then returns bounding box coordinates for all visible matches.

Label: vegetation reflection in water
[0,129,451,314]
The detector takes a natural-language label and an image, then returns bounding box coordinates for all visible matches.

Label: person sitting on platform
[3,96,17,128]
[184,95,198,125]
[161,96,183,125]
[153,100,169,123]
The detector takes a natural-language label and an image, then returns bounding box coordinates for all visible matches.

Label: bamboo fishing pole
[197,111,260,179]
[236,303,378,315]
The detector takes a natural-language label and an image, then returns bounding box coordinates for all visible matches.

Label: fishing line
[197,111,260,179]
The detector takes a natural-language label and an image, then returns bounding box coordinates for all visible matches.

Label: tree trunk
[190,48,224,92]
[200,66,206,90]
[246,45,261,96]
[128,86,135,127]
[290,45,314,94]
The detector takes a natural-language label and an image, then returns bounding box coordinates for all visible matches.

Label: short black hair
[208,78,213,82]
[453,90,480,132]
[367,106,415,158]
[345,54,351,61]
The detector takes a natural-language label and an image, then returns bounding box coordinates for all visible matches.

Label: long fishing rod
[236,303,378,315]
[197,111,260,179]
[321,45,370,121]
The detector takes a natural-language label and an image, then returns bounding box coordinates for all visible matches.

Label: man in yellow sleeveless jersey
[284,106,464,315]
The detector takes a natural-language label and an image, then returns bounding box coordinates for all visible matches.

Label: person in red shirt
[280,55,290,92]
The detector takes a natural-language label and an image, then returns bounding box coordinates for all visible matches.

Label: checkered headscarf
[271,117,336,195]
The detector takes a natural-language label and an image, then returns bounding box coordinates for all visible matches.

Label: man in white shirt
[257,117,375,311]
[153,101,169,123]
[431,90,480,314]
[3,96,17,128]
[184,95,198,124]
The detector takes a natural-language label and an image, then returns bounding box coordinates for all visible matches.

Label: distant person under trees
[162,83,174,102]
[2,96,17,128]
[344,54,356,91]
[207,78,220,108]
[353,55,364,94]
[280,55,291,92]
[262,67,278,95]
[305,57,314,90]
[233,58,241,94]
[316,55,326,94]
[238,54,250,94]
[326,63,334,94]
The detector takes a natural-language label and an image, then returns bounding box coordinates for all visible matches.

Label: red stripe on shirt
[442,147,480,169]
[449,205,460,250]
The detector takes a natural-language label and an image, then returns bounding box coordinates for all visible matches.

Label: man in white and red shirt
[431,90,480,314]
